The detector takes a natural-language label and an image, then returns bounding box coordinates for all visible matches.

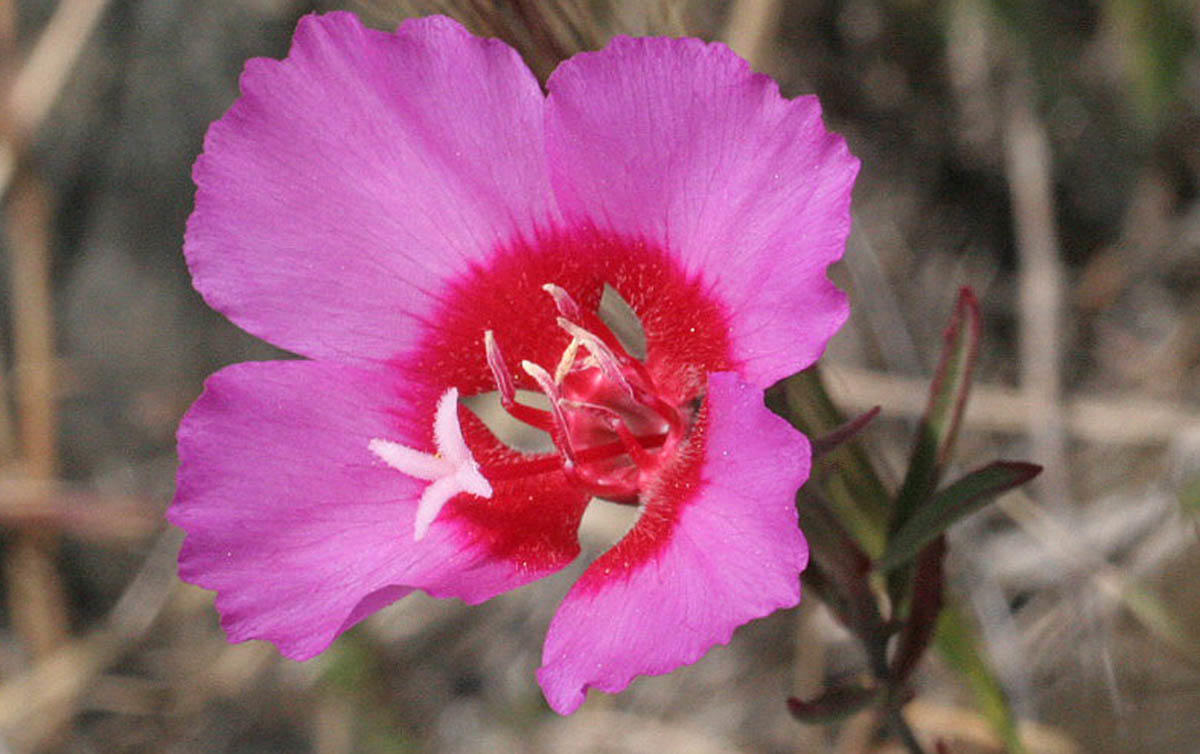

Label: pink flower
[170,11,857,714]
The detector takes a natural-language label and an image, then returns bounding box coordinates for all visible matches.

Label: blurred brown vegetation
[0,0,1198,752]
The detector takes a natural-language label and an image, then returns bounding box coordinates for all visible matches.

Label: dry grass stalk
[824,365,1200,447]
[1000,48,1071,510]
[0,0,111,199]
[0,530,182,751]
[722,0,780,71]
[5,175,68,660]
[0,480,159,544]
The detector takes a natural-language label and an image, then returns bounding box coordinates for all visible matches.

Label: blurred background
[1,0,1199,751]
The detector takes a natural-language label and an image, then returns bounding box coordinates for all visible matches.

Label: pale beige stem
[823,365,1199,447]
[0,0,111,198]
[6,175,68,660]
[722,0,780,70]
[1001,61,1071,509]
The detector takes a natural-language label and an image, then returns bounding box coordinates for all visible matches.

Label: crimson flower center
[480,284,688,503]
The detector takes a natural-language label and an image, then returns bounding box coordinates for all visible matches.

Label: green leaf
[798,491,873,585]
[936,602,1028,754]
[880,461,1041,572]
[890,288,982,533]
[1178,472,1200,515]
[777,368,891,554]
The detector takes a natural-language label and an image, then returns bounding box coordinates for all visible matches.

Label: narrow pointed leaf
[890,536,947,683]
[1178,472,1200,515]
[891,287,982,532]
[811,405,881,458]
[881,462,1041,572]
[787,683,878,724]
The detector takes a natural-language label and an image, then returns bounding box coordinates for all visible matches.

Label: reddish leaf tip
[811,405,882,457]
[995,460,1043,482]
[787,684,878,723]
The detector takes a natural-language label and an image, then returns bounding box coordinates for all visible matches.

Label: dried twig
[722,0,780,70]
[0,529,181,751]
[1,0,111,198]
[823,365,1199,447]
[0,480,159,544]
[5,175,68,659]
[1000,48,1070,510]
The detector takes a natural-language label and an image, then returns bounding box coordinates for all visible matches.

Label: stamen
[541,283,583,321]
[480,432,669,482]
[546,288,656,391]
[556,317,633,397]
[484,330,515,404]
[521,360,579,466]
[485,330,554,432]
[544,285,667,411]
[465,283,690,502]
[629,383,685,438]
[553,337,582,385]
[369,388,492,541]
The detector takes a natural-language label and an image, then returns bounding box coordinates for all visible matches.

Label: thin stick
[0,0,111,198]
[823,365,1197,447]
[7,0,108,134]
[722,0,780,70]
[0,530,182,750]
[5,174,68,658]
[1001,59,1071,510]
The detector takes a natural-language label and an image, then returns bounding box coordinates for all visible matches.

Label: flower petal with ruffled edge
[186,12,555,364]
[537,372,810,714]
[545,36,858,388]
[170,360,588,660]
[174,10,857,713]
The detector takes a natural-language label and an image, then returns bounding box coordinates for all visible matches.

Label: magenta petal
[170,361,573,660]
[536,371,810,714]
[545,36,857,388]
[186,12,554,363]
